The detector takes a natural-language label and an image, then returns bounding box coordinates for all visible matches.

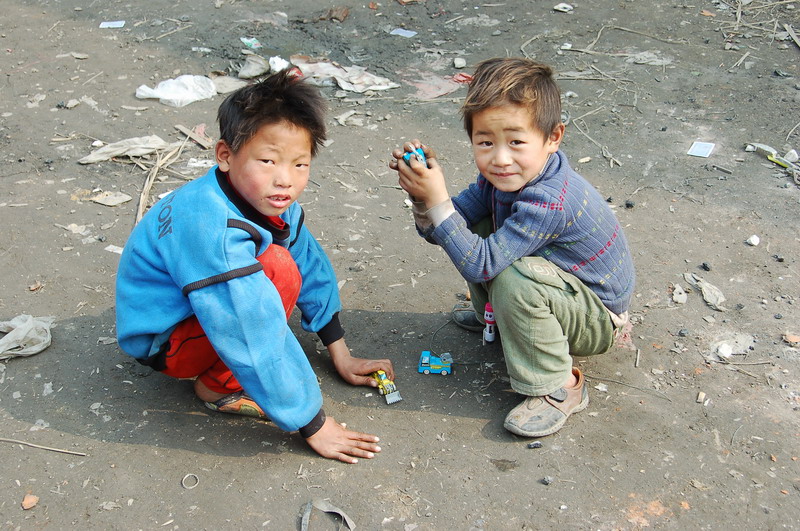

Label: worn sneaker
[204,391,269,420]
[452,302,484,332]
[503,367,588,437]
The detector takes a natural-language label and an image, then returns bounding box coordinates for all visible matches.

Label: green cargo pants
[466,219,616,396]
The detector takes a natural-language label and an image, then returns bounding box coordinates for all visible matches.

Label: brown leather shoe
[503,368,588,437]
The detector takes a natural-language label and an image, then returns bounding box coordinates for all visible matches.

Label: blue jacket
[115,167,343,432]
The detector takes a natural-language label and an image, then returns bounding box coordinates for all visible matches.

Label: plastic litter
[238,55,270,79]
[290,55,399,93]
[99,21,125,29]
[0,315,56,360]
[78,135,180,164]
[240,36,263,49]
[687,141,715,158]
[745,142,800,171]
[300,499,355,531]
[135,75,216,107]
[683,273,727,311]
[390,28,417,38]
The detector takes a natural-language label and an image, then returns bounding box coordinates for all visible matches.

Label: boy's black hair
[217,69,327,156]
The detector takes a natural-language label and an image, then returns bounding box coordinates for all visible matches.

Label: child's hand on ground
[327,338,396,386]
[389,139,450,209]
[305,416,381,464]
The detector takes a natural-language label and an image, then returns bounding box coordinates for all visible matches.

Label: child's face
[216,120,312,217]
[470,104,564,193]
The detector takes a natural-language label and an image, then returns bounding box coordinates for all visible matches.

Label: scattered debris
[21,494,39,510]
[0,437,86,456]
[683,273,727,311]
[91,191,132,207]
[135,75,217,107]
[390,28,418,38]
[300,499,356,531]
[181,473,199,489]
[175,124,214,149]
[553,3,573,13]
[687,141,715,158]
[99,20,125,29]
[745,235,760,247]
[290,55,399,93]
[745,142,800,172]
[78,135,180,164]
[240,36,263,49]
[783,333,800,347]
[320,6,350,22]
[696,391,706,403]
[0,315,56,360]
[238,54,270,79]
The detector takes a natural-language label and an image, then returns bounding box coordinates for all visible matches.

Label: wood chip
[21,494,39,510]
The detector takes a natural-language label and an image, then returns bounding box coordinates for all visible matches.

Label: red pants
[160,245,301,394]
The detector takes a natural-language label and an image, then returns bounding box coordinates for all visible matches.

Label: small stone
[696,391,706,403]
[678,328,689,337]
[717,343,733,358]
[774,314,783,320]
[542,476,554,485]
[701,262,712,271]
[527,441,543,449]
[774,255,785,263]
[625,200,635,209]
[453,58,467,69]
[745,235,760,246]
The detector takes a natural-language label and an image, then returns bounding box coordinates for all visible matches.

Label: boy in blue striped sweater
[390,58,635,437]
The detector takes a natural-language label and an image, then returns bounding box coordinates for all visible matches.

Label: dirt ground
[2,0,800,528]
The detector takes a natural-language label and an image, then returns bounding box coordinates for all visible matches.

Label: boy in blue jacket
[116,69,394,463]
[390,58,634,438]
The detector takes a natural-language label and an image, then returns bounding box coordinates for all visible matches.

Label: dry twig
[0,437,87,456]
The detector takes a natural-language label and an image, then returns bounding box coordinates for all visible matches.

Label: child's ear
[546,123,565,153]
[215,140,232,172]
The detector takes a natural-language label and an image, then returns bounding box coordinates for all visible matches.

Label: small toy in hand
[371,370,402,404]
[402,147,427,167]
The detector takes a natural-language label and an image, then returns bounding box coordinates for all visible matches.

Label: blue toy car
[418,350,452,376]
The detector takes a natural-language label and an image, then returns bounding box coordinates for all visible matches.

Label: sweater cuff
[426,198,456,227]
[299,408,326,438]
[410,196,433,231]
[317,312,344,346]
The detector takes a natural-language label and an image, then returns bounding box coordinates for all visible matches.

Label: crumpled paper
[290,55,399,93]
[0,315,56,360]
[78,135,181,164]
[135,74,217,107]
[683,273,727,311]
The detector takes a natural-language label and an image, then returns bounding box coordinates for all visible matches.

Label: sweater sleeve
[431,187,567,283]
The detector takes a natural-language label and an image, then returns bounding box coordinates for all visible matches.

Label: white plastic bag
[135,75,217,107]
[0,315,56,360]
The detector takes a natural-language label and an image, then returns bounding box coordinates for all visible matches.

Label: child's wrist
[299,409,327,438]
